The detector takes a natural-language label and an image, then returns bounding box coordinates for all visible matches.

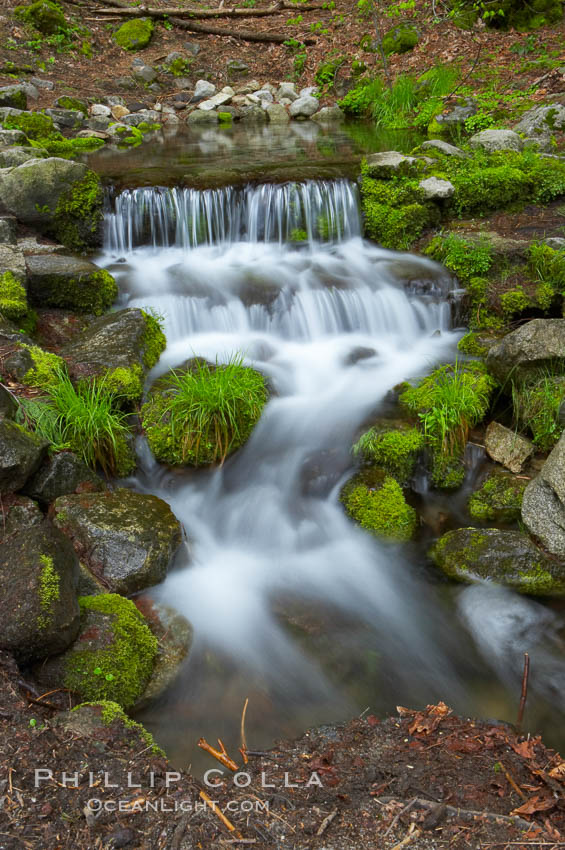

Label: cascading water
[101,178,565,769]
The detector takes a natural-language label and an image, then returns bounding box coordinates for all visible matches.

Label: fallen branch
[376,797,535,831]
[198,737,239,772]
[316,809,338,837]
[169,17,315,43]
[94,2,326,18]
[199,790,242,838]
[517,652,530,732]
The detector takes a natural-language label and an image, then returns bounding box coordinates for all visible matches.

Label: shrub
[18,368,135,477]
[142,355,267,467]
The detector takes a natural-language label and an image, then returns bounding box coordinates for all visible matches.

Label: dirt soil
[2,650,565,850]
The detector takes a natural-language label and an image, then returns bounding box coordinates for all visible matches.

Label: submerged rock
[484,422,534,474]
[486,319,565,384]
[52,488,182,595]
[0,520,80,663]
[522,432,565,558]
[430,527,565,596]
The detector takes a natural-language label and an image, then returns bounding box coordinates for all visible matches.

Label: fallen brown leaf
[511,795,556,817]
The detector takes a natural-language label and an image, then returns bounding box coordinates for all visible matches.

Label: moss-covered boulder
[353,420,424,484]
[61,308,166,402]
[0,159,104,252]
[2,342,64,388]
[25,254,117,315]
[0,419,48,493]
[23,451,103,505]
[521,432,565,558]
[113,18,154,51]
[430,526,565,596]
[59,701,164,755]
[0,86,28,111]
[34,593,158,709]
[340,468,417,542]
[382,25,419,55]
[0,146,48,168]
[142,358,267,467]
[54,96,89,115]
[0,520,80,663]
[14,0,67,34]
[52,488,182,595]
[468,467,527,523]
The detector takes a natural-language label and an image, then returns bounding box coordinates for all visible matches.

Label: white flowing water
[100,180,565,769]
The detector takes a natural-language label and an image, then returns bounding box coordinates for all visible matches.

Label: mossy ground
[113,18,153,51]
[353,423,424,484]
[468,468,527,522]
[53,171,105,254]
[64,594,158,709]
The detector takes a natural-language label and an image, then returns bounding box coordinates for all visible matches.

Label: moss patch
[341,471,417,542]
[382,25,419,56]
[22,345,65,388]
[468,467,527,522]
[113,18,154,51]
[14,0,67,34]
[0,271,28,321]
[37,554,60,629]
[53,171,104,254]
[141,310,166,369]
[353,423,424,484]
[64,594,158,709]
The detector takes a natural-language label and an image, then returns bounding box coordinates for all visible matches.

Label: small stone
[253,89,274,104]
[104,95,127,107]
[133,65,158,84]
[30,77,54,91]
[90,103,111,118]
[226,59,249,78]
[184,41,201,56]
[187,108,218,124]
[86,116,111,131]
[421,139,468,158]
[300,86,319,98]
[122,109,160,126]
[418,176,455,200]
[111,104,130,120]
[194,79,216,99]
[485,421,534,474]
[173,77,192,90]
[76,129,109,140]
[469,129,524,153]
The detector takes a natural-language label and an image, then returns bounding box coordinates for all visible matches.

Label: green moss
[516,564,557,595]
[29,267,117,315]
[2,110,59,141]
[53,171,104,254]
[55,96,88,115]
[290,228,308,242]
[341,475,417,542]
[22,345,65,388]
[103,365,144,403]
[382,25,419,56]
[468,468,527,522]
[425,233,493,284]
[217,112,232,124]
[137,122,161,133]
[141,310,166,369]
[42,137,105,158]
[500,287,533,318]
[430,449,466,489]
[113,18,154,51]
[0,88,27,110]
[71,701,165,756]
[512,374,565,451]
[0,272,28,321]
[37,554,60,629]
[528,243,565,311]
[457,332,488,357]
[166,56,192,77]
[14,0,67,34]
[353,425,424,483]
[64,594,158,709]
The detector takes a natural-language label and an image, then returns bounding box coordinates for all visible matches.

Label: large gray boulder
[430,526,565,596]
[25,254,117,315]
[61,307,165,401]
[289,95,319,119]
[486,319,565,384]
[0,146,48,168]
[52,488,182,595]
[469,129,524,153]
[514,104,565,136]
[0,521,80,663]
[0,158,103,252]
[0,420,48,493]
[522,433,565,557]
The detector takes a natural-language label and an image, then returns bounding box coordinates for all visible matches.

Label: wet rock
[420,139,468,158]
[133,598,192,709]
[430,527,565,596]
[312,105,345,124]
[0,86,27,110]
[0,420,48,494]
[418,177,455,200]
[194,79,216,99]
[0,385,17,420]
[266,103,290,123]
[25,254,117,315]
[289,95,319,119]
[486,319,565,384]
[0,494,43,538]
[364,151,419,178]
[484,421,534,474]
[52,488,182,595]
[0,520,80,663]
[469,129,524,153]
[468,466,527,523]
[61,307,165,400]
[522,432,565,558]
[23,451,103,505]
[43,108,83,129]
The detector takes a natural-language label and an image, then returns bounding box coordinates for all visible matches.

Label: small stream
[94,126,565,773]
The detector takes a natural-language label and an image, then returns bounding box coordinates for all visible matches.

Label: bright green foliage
[166,56,192,77]
[64,594,157,709]
[102,365,144,403]
[529,243,565,310]
[142,356,267,467]
[55,96,88,115]
[500,287,533,318]
[53,171,104,254]
[290,228,308,242]
[37,554,59,629]
[0,272,28,321]
[468,468,527,522]
[449,0,562,29]
[353,425,424,483]
[141,310,166,369]
[2,110,59,141]
[341,475,417,542]
[512,373,565,451]
[425,234,493,283]
[41,137,105,157]
[217,112,233,124]
[14,0,67,34]
[360,168,437,250]
[457,331,489,357]
[382,24,419,55]
[314,55,346,88]
[19,368,135,477]
[22,345,65,388]
[113,18,154,50]
[72,701,165,756]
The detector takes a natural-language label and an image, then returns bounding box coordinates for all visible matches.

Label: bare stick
[384,797,417,837]
[198,737,239,772]
[517,652,530,732]
[199,790,242,837]
[240,697,249,764]
[316,809,337,837]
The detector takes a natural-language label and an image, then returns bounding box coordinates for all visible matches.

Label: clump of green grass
[512,372,565,452]
[353,424,424,483]
[142,355,267,467]
[18,368,134,477]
